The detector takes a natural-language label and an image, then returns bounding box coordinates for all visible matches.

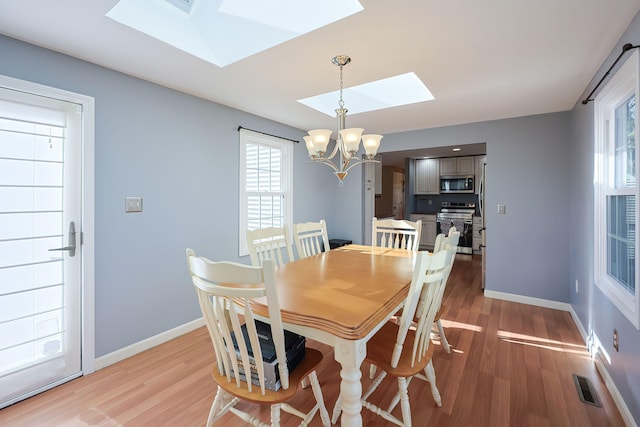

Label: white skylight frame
[298,72,435,116]
[106,0,364,67]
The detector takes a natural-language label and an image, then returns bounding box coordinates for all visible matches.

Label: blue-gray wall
[379,113,571,303]
[569,12,640,421]
[0,34,338,356]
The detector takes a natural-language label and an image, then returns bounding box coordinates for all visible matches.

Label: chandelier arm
[342,158,364,174]
[342,157,381,174]
[324,139,341,161]
[338,157,352,172]
[306,158,340,173]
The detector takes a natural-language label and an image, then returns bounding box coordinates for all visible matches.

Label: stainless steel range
[436,201,475,254]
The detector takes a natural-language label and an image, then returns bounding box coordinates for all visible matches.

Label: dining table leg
[333,337,367,427]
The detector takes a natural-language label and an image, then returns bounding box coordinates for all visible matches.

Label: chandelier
[304,55,382,185]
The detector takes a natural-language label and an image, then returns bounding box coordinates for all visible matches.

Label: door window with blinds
[594,49,640,329]
[239,129,293,257]
[0,85,83,408]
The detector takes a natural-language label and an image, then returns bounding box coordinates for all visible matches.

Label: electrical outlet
[613,329,619,352]
[497,204,506,215]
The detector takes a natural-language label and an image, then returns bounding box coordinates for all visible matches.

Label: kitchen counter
[412,211,439,215]
[413,210,481,216]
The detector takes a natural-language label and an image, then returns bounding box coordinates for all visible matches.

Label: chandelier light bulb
[340,128,364,156]
[362,134,383,159]
[303,135,316,158]
[307,129,332,155]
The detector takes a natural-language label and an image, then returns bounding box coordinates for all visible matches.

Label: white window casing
[594,49,640,329]
[238,129,293,257]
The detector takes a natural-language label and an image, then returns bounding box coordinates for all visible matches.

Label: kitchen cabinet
[410,214,437,248]
[440,157,475,176]
[414,158,439,194]
[473,216,483,254]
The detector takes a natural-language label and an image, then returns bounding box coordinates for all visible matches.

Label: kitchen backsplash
[414,193,480,215]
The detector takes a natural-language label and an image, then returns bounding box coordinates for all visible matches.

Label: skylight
[166,0,194,14]
[106,0,364,67]
[298,72,435,116]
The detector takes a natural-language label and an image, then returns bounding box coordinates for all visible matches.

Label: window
[594,49,640,328]
[238,129,293,257]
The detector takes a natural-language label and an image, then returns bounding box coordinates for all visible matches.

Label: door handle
[49,221,76,257]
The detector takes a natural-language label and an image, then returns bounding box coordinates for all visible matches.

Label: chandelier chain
[338,64,345,109]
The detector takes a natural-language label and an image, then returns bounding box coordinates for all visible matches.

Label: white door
[0,84,85,408]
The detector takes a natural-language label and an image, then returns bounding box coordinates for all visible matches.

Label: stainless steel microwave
[440,175,474,193]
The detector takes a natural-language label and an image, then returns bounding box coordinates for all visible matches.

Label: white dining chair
[368,225,459,381]
[246,226,295,267]
[293,220,329,258]
[372,217,422,250]
[369,216,423,379]
[246,225,313,389]
[186,248,330,427]
[429,227,460,354]
[331,248,456,426]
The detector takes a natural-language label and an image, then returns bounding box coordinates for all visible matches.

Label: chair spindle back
[246,226,295,267]
[294,220,329,258]
[372,217,422,250]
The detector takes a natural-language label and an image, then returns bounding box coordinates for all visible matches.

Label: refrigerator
[479,161,486,290]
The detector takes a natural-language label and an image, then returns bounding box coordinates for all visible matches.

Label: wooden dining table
[253,244,418,427]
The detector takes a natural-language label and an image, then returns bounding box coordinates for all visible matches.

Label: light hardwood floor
[0,255,626,426]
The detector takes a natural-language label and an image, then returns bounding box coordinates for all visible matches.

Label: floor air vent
[572,374,601,407]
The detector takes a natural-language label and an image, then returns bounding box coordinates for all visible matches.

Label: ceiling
[1,0,639,166]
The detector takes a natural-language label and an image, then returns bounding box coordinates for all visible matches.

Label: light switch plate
[497,204,506,215]
[125,197,143,213]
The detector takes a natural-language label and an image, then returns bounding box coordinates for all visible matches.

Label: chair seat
[213,347,324,405]
[365,322,435,378]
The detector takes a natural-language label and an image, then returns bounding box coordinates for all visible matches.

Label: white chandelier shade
[304,55,382,184]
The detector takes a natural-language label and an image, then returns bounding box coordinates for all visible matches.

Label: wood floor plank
[541,368,572,426]
[0,255,627,426]
[489,376,511,427]
[480,300,500,376]
[524,364,548,419]
[469,371,493,426]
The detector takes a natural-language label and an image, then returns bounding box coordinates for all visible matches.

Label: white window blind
[239,129,293,257]
[0,105,67,376]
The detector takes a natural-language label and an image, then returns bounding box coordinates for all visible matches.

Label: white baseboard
[94,317,205,370]
[483,290,572,312]
[594,351,638,427]
[568,305,589,344]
